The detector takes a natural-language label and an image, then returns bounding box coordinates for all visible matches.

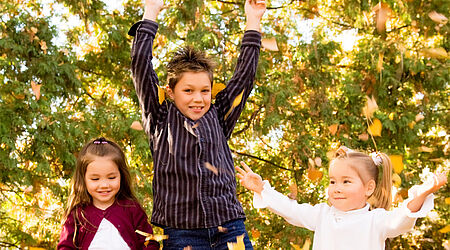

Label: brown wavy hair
[62,137,138,246]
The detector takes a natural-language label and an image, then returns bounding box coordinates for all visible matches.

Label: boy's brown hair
[167,46,216,89]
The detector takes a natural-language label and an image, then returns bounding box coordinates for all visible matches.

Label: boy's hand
[143,0,164,21]
[235,161,264,194]
[245,0,266,31]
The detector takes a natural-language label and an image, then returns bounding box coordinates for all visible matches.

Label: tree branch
[231,149,294,171]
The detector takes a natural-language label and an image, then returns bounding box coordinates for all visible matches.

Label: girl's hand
[235,162,264,194]
[426,171,448,194]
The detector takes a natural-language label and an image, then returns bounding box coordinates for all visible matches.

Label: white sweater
[254,181,434,250]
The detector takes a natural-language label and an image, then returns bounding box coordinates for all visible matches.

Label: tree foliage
[0,0,448,248]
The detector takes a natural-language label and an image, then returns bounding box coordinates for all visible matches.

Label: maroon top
[57,199,159,249]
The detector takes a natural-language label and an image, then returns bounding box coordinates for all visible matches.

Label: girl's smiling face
[84,156,121,210]
[328,159,375,212]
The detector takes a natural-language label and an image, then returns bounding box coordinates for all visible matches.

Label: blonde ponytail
[368,153,393,210]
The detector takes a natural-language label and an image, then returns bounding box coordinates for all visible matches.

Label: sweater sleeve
[380,184,435,238]
[130,20,165,135]
[132,203,159,250]
[57,213,77,249]
[253,180,325,231]
[214,30,261,139]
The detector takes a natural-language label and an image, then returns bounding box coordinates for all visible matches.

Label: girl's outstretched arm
[235,162,264,194]
[407,171,447,212]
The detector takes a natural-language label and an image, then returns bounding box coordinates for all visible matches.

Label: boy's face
[167,71,212,121]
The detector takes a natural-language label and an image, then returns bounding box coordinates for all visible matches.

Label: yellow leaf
[439,225,450,234]
[158,86,166,104]
[307,167,323,182]
[445,197,450,204]
[261,37,279,51]
[408,121,416,129]
[358,133,369,141]
[212,83,226,98]
[40,40,47,53]
[224,90,245,120]
[130,121,144,131]
[393,173,401,187]
[290,243,302,250]
[428,11,448,24]
[418,146,433,153]
[368,118,382,137]
[31,80,41,100]
[328,124,338,135]
[362,95,378,118]
[421,48,448,59]
[390,155,403,174]
[389,113,394,120]
[302,238,311,250]
[377,52,384,72]
[227,234,245,250]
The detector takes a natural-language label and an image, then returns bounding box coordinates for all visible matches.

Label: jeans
[161,219,253,250]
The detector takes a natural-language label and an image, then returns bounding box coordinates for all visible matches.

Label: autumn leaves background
[1,0,449,248]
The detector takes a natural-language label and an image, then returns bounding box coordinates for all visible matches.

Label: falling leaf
[307,167,323,182]
[363,95,378,118]
[328,124,338,135]
[314,157,322,167]
[390,155,403,174]
[135,230,168,244]
[212,83,226,98]
[421,48,448,59]
[261,37,279,51]
[218,226,228,233]
[428,11,448,24]
[288,183,298,199]
[224,90,245,120]
[157,86,167,104]
[302,238,311,250]
[368,118,382,137]
[377,52,384,72]
[31,80,41,100]
[418,146,433,153]
[415,114,425,122]
[373,2,391,33]
[290,243,301,250]
[251,229,260,239]
[393,173,401,187]
[439,225,450,234]
[358,133,369,141]
[408,121,416,129]
[445,197,450,205]
[204,162,218,175]
[130,121,144,131]
[39,40,47,53]
[227,234,245,250]
[388,113,395,120]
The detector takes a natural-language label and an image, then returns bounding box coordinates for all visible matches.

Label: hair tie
[370,152,382,166]
[93,137,108,144]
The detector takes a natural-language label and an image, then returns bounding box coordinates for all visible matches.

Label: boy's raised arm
[129,0,164,131]
[215,0,266,138]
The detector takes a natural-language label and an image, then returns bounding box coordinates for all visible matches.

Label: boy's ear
[366,179,376,197]
[166,85,174,100]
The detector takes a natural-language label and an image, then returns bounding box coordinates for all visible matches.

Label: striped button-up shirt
[129,20,261,229]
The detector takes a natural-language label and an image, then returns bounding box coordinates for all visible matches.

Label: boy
[129,0,265,248]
